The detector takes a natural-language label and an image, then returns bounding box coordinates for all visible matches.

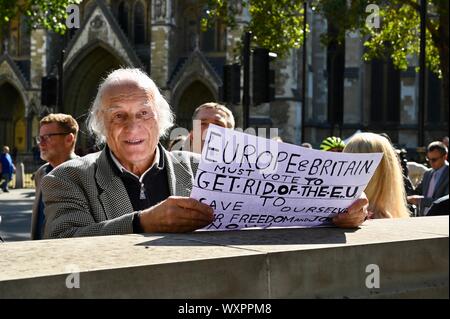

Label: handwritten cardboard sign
[190,125,383,231]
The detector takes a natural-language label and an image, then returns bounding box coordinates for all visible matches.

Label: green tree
[202,0,307,57]
[204,0,449,114]
[0,0,81,37]
[315,0,448,114]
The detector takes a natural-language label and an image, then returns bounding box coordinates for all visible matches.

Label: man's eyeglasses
[36,132,71,144]
[426,156,443,163]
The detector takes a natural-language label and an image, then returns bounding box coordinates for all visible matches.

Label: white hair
[86,68,174,144]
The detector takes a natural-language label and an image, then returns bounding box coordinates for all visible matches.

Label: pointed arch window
[201,20,226,52]
[19,14,30,56]
[370,58,400,124]
[118,1,129,35]
[134,1,146,44]
[182,7,198,53]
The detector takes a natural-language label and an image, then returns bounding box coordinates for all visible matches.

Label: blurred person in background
[408,141,448,216]
[31,114,79,240]
[187,102,235,154]
[0,146,15,193]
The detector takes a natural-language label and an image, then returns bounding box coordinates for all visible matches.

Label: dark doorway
[63,45,125,154]
[176,81,215,130]
[0,82,26,152]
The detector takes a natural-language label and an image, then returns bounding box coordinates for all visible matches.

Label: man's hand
[139,196,214,233]
[407,195,423,206]
[332,193,369,228]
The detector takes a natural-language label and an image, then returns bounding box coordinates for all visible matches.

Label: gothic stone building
[0,0,447,162]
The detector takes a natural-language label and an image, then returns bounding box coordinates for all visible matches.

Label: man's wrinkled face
[101,81,159,171]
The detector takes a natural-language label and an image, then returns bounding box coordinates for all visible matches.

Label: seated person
[344,133,410,219]
[407,141,448,216]
[41,68,369,238]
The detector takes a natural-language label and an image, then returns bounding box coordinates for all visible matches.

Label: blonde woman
[343,133,410,219]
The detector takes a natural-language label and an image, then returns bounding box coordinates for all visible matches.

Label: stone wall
[1,216,447,298]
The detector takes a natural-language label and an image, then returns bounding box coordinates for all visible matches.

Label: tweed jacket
[414,162,449,215]
[41,147,199,239]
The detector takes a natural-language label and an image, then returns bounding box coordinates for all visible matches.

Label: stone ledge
[0,216,448,298]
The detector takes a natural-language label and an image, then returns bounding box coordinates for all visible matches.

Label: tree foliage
[0,0,82,35]
[314,0,447,78]
[204,0,448,79]
[202,0,307,57]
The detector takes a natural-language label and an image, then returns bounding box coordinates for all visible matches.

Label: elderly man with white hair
[41,68,368,238]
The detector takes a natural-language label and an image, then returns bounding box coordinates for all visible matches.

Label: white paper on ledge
[190,124,382,231]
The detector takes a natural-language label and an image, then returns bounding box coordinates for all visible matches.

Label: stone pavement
[0,188,35,242]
